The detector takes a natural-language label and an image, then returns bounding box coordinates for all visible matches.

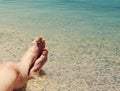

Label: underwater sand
[0,28,120,91]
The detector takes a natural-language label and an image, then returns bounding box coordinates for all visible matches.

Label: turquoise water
[0,0,120,36]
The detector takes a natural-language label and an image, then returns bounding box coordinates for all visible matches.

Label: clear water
[0,0,120,37]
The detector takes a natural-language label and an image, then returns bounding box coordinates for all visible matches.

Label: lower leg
[0,62,20,91]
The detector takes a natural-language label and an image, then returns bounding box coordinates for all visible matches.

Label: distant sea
[0,0,120,36]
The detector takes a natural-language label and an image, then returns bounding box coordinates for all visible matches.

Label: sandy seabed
[0,29,120,91]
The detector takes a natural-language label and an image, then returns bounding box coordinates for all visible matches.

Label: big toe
[29,36,45,52]
[32,36,42,43]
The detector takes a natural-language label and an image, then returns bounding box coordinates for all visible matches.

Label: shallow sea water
[0,0,120,91]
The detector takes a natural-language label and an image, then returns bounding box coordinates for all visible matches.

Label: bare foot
[18,36,45,77]
[29,48,48,77]
[14,36,46,89]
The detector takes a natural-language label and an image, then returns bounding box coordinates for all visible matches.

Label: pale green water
[0,0,120,67]
[0,0,120,37]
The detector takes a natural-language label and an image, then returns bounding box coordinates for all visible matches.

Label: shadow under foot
[14,69,46,91]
